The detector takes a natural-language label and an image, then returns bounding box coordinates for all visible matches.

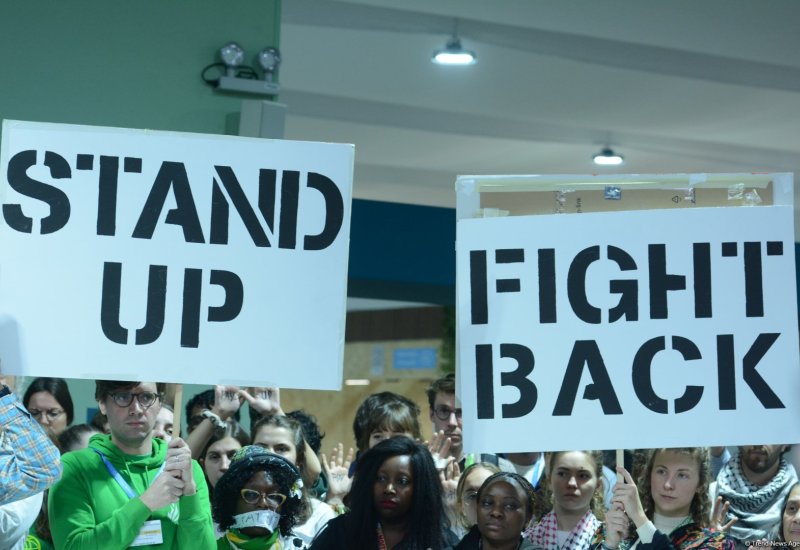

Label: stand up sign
[0,120,353,389]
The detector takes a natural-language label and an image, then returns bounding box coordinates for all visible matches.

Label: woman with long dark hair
[310,437,456,549]
[200,420,251,494]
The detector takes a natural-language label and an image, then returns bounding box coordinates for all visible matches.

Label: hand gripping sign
[456,174,800,453]
[0,120,353,389]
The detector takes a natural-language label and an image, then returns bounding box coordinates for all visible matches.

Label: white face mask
[231,510,281,533]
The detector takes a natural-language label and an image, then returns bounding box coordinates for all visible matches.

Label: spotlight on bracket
[219,42,245,76]
[204,42,281,97]
[257,47,282,82]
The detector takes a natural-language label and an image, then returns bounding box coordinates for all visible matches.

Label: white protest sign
[457,201,800,452]
[0,120,353,389]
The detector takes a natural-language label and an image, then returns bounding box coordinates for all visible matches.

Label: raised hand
[710,496,738,533]
[212,385,243,420]
[426,430,453,470]
[240,387,282,416]
[439,457,460,524]
[322,442,353,503]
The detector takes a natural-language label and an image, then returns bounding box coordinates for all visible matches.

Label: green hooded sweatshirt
[48,434,216,550]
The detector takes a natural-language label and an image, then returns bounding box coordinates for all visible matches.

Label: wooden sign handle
[172,384,184,439]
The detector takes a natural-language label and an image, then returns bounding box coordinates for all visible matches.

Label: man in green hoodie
[48,380,216,549]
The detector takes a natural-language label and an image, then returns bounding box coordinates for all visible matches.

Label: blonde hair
[455,462,502,530]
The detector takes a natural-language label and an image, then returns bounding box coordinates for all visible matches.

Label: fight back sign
[0,120,353,389]
[456,175,799,452]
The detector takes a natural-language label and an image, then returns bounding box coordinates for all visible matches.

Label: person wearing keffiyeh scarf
[525,451,605,550]
[714,445,797,549]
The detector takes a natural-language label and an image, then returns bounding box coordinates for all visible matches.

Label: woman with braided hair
[449,471,542,550]
[213,445,308,549]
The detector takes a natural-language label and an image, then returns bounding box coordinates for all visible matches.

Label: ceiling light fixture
[345,379,371,386]
[592,147,625,166]
[432,20,476,66]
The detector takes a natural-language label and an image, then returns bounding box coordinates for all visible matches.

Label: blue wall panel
[348,199,456,304]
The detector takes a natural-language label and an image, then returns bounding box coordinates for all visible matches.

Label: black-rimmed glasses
[109,391,161,409]
[433,405,462,421]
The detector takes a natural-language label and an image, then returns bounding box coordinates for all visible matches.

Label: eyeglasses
[240,489,287,509]
[29,408,65,421]
[433,405,462,421]
[108,391,161,409]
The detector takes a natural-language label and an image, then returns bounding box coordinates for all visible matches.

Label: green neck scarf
[225,528,281,549]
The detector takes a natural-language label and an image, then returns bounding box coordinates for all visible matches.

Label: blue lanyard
[93,449,165,499]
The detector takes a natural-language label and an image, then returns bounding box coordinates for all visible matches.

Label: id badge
[130,519,164,547]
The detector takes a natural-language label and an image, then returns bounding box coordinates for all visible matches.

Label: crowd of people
[0,372,797,550]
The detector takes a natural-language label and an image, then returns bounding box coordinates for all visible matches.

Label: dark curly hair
[24,377,75,425]
[287,409,325,454]
[346,437,448,549]
[185,389,241,433]
[638,447,711,528]
[212,447,305,537]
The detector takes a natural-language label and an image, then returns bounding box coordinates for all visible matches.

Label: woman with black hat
[213,445,308,549]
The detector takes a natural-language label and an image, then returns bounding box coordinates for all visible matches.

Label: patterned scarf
[600,522,733,550]
[224,528,282,549]
[716,454,798,543]
[525,509,600,550]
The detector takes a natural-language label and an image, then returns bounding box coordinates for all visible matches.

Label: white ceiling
[278,0,800,225]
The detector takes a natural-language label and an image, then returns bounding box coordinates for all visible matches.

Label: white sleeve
[0,491,43,547]
[636,519,657,544]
